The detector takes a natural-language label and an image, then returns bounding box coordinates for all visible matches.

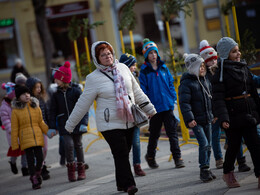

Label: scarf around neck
[100,61,134,122]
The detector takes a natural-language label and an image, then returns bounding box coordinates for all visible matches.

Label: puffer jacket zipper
[27,104,37,145]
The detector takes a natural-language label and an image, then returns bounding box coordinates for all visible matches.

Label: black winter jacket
[48,83,88,135]
[178,72,213,128]
[211,60,260,129]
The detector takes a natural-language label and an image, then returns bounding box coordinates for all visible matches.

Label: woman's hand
[188,120,197,128]
[222,122,229,129]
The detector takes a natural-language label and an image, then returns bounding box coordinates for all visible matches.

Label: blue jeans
[192,124,212,168]
[212,120,223,161]
[132,126,141,165]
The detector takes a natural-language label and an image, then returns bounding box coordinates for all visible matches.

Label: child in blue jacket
[139,38,184,169]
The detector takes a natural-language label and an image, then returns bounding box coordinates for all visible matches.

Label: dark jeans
[102,128,136,189]
[59,136,66,159]
[25,146,43,176]
[224,125,260,177]
[63,134,84,163]
[147,110,181,160]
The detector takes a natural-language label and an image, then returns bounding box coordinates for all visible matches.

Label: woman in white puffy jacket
[65,41,156,194]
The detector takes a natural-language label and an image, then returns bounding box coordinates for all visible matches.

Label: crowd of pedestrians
[0,36,260,194]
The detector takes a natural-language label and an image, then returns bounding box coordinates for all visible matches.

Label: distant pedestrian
[119,53,146,177]
[200,40,251,172]
[0,82,28,176]
[11,85,50,190]
[48,61,88,182]
[26,77,50,180]
[139,38,185,169]
[212,37,260,188]
[179,53,215,182]
[65,41,156,194]
[10,58,30,83]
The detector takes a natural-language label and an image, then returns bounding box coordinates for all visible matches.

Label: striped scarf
[101,62,134,122]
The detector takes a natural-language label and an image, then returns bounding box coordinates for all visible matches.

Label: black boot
[9,161,18,174]
[237,156,251,172]
[41,165,50,180]
[21,167,29,176]
[145,154,159,169]
[200,168,213,182]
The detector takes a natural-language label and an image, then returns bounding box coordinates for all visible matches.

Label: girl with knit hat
[48,61,89,182]
[11,85,51,189]
[139,38,185,169]
[179,53,215,182]
[0,82,28,176]
[26,77,50,180]
[211,37,260,188]
[65,41,156,194]
[119,53,145,177]
[200,40,251,172]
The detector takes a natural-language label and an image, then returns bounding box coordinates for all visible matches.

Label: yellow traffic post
[129,30,136,57]
[84,36,92,73]
[232,4,240,44]
[119,30,125,53]
[73,40,82,81]
[224,15,231,37]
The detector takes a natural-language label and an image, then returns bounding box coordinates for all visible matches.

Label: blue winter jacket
[139,60,177,113]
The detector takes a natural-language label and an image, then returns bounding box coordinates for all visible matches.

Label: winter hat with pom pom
[1,82,16,99]
[15,73,27,85]
[142,38,160,60]
[199,40,217,64]
[53,61,72,83]
[183,53,204,77]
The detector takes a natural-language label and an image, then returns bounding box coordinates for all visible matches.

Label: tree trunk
[32,0,55,86]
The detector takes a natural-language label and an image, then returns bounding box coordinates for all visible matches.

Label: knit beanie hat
[53,61,72,83]
[199,40,217,64]
[183,53,204,77]
[216,37,238,82]
[142,38,161,60]
[119,53,137,68]
[1,82,16,99]
[15,84,30,99]
[15,73,27,85]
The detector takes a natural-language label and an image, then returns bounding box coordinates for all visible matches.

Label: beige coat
[65,41,156,132]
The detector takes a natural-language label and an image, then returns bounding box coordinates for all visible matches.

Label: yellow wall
[185,0,225,50]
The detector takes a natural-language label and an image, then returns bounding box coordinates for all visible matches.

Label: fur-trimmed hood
[11,97,39,109]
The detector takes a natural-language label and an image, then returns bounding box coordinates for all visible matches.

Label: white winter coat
[65,41,156,132]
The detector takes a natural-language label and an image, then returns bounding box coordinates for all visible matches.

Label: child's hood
[11,97,39,109]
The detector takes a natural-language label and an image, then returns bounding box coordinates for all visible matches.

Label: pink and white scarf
[101,62,134,122]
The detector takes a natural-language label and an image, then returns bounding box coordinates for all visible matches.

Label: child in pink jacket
[0,82,28,176]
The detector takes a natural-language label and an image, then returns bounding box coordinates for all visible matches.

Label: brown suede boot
[223,172,240,188]
[134,164,146,176]
[77,162,86,180]
[66,162,76,182]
